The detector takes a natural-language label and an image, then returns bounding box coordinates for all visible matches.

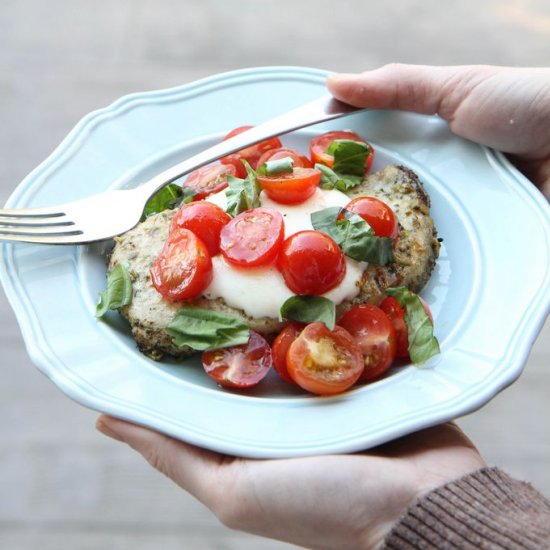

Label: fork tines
[0,208,82,243]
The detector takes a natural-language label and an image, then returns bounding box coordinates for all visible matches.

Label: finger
[96,415,228,505]
[326,63,490,119]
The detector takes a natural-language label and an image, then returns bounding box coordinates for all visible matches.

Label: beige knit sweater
[383,468,550,549]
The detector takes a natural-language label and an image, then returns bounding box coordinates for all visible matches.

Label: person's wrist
[352,464,421,549]
[369,435,486,548]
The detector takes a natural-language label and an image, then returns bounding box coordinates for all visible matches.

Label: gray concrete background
[0,1,549,548]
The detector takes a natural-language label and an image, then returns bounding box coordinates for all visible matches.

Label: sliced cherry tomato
[150,228,213,301]
[379,297,408,358]
[220,207,284,267]
[220,125,283,178]
[344,196,399,240]
[201,331,272,389]
[338,305,396,381]
[286,322,364,395]
[271,323,303,384]
[277,230,346,295]
[255,147,313,170]
[182,163,236,200]
[310,130,374,172]
[257,167,321,205]
[170,201,231,256]
[379,295,433,359]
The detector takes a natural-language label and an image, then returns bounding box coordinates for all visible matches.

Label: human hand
[327,64,550,198]
[96,416,484,550]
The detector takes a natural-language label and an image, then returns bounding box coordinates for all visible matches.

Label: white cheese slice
[204,188,366,319]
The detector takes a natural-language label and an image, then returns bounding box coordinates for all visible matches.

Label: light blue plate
[1,67,549,458]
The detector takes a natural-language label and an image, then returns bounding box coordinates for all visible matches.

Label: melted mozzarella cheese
[261,188,349,237]
[204,188,366,319]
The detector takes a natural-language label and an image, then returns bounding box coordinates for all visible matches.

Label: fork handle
[137,95,364,199]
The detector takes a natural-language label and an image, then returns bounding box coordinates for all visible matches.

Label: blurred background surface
[0,1,549,548]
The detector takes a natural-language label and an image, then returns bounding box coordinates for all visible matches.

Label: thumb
[326,64,488,120]
[327,64,550,193]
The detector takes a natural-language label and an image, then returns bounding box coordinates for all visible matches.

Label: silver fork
[0,96,364,244]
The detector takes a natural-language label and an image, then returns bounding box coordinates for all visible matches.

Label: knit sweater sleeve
[383,467,550,549]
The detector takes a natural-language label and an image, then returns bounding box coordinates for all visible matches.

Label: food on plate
[201,330,273,389]
[344,196,399,240]
[271,323,302,384]
[380,289,435,363]
[256,147,313,170]
[150,228,213,301]
[257,166,320,204]
[285,322,364,396]
[170,201,231,256]
[219,207,284,267]
[277,230,347,295]
[178,163,237,201]
[220,125,282,178]
[338,304,397,382]
[310,130,375,173]
[101,128,440,395]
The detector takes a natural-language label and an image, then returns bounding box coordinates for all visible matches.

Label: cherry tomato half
[338,305,396,381]
[201,331,272,389]
[379,295,433,359]
[277,230,346,295]
[310,130,374,173]
[150,228,213,301]
[286,322,364,395]
[182,163,237,201]
[220,207,284,267]
[271,323,303,384]
[344,196,399,240]
[258,167,321,205]
[255,147,313,170]
[170,201,231,256]
[220,125,283,178]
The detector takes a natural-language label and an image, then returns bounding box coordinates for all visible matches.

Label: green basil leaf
[166,307,250,351]
[280,295,336,330]
[385,287,440,364]
[142,184,184,219]
[258,156,294,176]
[316,163,362,192]
[327,139,370,176]
[181,186,198,204]
[311,207,394,265]
[225,160,261,217]
[310,206,343,238]
[95,263,133,318]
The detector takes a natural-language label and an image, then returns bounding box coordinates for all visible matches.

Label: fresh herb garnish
[142,183,194,220]
[327,139,370,176]
[166,307,250,351]
[225,160,261,217]
[95,263,133,318]
[258,156,294,176]
[385,287,440,364]
[180,186,198,204]
[280,295,336,330]
[316,163,362,192]
[316,139,371,192]
[311,207,394,265]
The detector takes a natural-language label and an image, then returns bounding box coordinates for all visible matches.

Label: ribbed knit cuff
[383,467,550,549]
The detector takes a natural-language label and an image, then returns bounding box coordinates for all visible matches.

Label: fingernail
[96,416,124,442]
[327,72,354,82]
[326,73,343,84]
